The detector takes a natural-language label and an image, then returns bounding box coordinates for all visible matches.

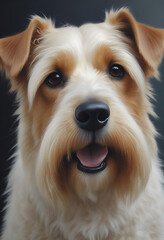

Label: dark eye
[108,64,125,80]
[44,71,66,88]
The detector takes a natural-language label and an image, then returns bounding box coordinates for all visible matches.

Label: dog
[0,8,164,240]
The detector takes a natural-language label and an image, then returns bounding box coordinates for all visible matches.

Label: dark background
[0,0,164,230]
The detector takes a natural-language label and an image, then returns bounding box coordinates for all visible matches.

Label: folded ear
[0,16,53,83]
[107,8,164,75]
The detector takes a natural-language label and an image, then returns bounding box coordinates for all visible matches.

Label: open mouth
[71,143,109,174]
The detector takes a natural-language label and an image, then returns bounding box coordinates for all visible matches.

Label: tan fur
[108,8,164,74]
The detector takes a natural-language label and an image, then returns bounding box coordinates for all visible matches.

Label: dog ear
[0,16,52,85]
[108,9,164,75]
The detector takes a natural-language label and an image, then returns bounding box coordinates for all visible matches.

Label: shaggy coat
[0,8,164,240]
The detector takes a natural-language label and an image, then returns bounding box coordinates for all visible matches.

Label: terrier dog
[0,8,164,240]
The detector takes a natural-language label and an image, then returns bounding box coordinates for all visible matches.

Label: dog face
[0,9,164,205]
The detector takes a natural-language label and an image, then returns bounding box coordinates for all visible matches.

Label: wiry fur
[0,8,164,240]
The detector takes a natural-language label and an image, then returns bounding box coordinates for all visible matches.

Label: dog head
[1,9,164,206]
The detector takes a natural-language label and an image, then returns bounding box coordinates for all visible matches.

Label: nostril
[97,110,109,122]
[76,111,89,123]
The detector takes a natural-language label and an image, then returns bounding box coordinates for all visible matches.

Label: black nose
[75,100,110,131]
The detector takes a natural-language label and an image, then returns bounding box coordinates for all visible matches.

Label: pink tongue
[77,144,108,167]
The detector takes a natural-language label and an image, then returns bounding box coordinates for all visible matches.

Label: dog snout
[75,100,110,131]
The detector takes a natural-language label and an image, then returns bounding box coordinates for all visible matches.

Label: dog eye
[108,64,125,80]
[44,71,65,88]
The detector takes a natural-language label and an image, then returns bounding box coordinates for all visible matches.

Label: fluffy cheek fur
[31,69,151,206]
